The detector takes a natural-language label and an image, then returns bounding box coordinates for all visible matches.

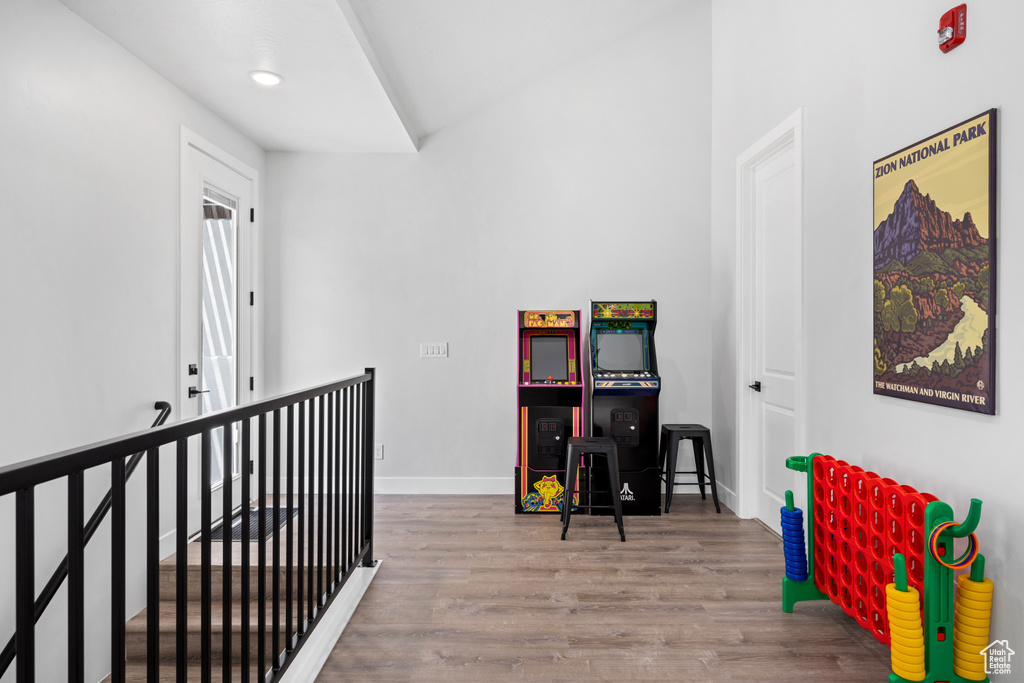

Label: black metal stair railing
[0,401,173,678]
[0,368,377,683]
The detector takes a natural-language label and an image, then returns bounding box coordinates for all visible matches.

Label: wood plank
[317,494,893,681]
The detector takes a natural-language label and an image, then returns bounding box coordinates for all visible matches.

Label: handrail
[0,373,371,496]
[0,402,172,679]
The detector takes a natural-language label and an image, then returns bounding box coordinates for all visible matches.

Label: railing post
[333,390,341,580]
[257,413,268,679]
[343,387,351,573]
[176,439,188,683]
[285,405,294,660]
[200,432,212,683]
[68,472,84,683]
[317,393,326,608]
[240,418,251,683]
[111,457,126,683]
[146,447,160,682]
[297,401,306,637]
[221,425,233,683]
[16,488,35,683]
[362,368,376,567]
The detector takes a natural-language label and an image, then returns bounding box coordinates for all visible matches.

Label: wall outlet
[374,444,384,460]
[419,342,449,358]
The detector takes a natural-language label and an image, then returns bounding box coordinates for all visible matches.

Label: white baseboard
[278,560,382,683]
[159,528,176,561]
[715,482,738,514]
[374,477,513,495]
[274,476,513,495]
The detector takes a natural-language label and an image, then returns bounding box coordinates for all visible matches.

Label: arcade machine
[515,310,585,514]
[588,300,661,515]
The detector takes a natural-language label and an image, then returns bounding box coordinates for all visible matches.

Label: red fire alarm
[938,4,967,53]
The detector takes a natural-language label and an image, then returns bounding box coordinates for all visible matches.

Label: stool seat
[659,424,721,514]
[561,437,625,541]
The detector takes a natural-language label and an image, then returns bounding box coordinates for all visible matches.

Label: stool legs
[603,460,626,542]
[664,437,680,514]
[693,438,707,499]
[560,451,581,540]
[700,437,722,513]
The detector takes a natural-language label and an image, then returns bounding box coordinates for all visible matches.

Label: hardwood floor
[318,495,893,682]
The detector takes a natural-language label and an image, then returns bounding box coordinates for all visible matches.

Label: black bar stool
[561,437,625,542]
[659,424,721,513]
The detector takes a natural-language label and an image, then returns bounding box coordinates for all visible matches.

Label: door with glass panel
[180,132,257,531]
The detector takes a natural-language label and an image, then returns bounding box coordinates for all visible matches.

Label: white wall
[711,0,1024,657]
[265,6,712,493]
[0,1,264,680]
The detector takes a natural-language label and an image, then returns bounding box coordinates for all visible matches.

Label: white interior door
[180,129,258,531]
[738,111,803,535]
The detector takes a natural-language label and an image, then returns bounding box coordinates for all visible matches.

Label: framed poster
[872,109,996,414]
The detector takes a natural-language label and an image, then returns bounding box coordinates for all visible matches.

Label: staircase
[109,505,337,682]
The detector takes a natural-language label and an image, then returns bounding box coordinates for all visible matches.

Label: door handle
[188,386,210,398]
[748,381,762,392]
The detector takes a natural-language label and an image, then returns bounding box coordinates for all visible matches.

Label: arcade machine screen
[594,330,645,373]
[530,336,569,381]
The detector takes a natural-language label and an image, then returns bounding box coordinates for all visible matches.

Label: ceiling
[58,0,687,153]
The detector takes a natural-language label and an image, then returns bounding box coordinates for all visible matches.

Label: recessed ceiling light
[249,70,283,86]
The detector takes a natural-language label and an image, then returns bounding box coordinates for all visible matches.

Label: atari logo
[620,483,635,502]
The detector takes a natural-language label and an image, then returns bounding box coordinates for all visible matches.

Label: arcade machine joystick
[514,310,585,514]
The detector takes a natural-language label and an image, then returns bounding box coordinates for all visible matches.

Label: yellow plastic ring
[885,597,921,609]
[953,644,985,661]
[890,643,926,660]
[892,664,926,678]
[958,582,994,597]
[953,652,984,664]
[884,602,925,618]
[958,589,991,606]
[955,605,991,620]
[957,575,994,593]
[889,629,925,642]
[957,595,993,611]
[957,586,993,599]
[955,635,991,649]
[886,584,921,598]
[892,664,926,680]
[954,632,990,647]
[888,625,924,638]
[890,638,925,650]
[953,653,985,667]
[888,620,923,633]
[888,612,923,626]
[892,658,926,673]
[952,664,987,681]
[955,612,990,629]
[955,623,991,638]
[955,639,990,653]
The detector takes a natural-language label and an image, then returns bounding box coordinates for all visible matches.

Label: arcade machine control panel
[589,300,662,515]
[515,310,585,514]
